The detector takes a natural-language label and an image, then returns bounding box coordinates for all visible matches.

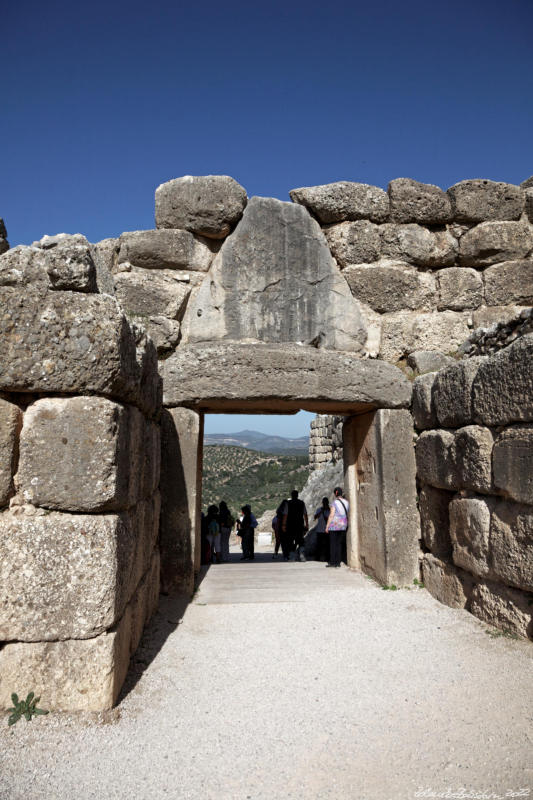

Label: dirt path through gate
[1,554,532,800]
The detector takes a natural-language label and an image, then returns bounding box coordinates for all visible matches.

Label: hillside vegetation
[202,445,309,518]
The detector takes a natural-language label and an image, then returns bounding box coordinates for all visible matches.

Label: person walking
[313,497,330,562]
[238,504,257,561]
[325,487,349,568]
[272,498,287,559]
[282,490,308,562]
[206,504,221,564]
[218,500,234,563]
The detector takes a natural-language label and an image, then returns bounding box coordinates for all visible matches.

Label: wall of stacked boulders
[308,415,344,471]
[0,229,162,710]
[413,334,533,639]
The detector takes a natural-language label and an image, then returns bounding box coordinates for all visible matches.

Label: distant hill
[204,429,309,454]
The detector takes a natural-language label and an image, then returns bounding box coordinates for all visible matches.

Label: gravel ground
[1,551,532,800]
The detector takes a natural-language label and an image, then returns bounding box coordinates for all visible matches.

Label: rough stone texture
[471,334,533,425]
[459,221,532,267]
[437,267,483,310]
[17,397,144,512]
[0,288,140,403]
[433,357,486,428]
[380,310,471,362]
[0,218,8,255]
[0,510,138,641]
[118,229,216,272]
[490,500,533,592]
[39,235,98,292]
[521,176,533,189]
[407,350,454,374]
[412,372,438,430]
[525,188,533,223]
[492,425,533,504]
[449,495,495,579]
[343,261,435,313]
[0,398,22,507]
[388,178,453,224]
[379,223,435,265]
[289,181,389,224]
[418,485,454,558]
[471,304,525,330]
[415,430,457,490]
[470,580,533,639]
[483,260,533,306]
[161,343,413,412]
[113,265,201,320]
[155,175,247,239]
[324,220,381,266]
[182,197,368,353]
[132,323,162,420]
[346,410,420,584]
[141,315,181,354]
[447,180,525,223]
[452,425,494,494]
[92,238,117,296]
[421,554,473,609]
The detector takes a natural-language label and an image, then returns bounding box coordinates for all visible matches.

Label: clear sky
[2,0,532,436]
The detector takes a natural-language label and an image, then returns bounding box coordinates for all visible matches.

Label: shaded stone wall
[308,415,343,471]
[413,335,533,639]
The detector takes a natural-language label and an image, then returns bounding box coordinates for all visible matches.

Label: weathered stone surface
[324,220,381,266]
[521,176,533,189]
[39,234,98,292]
[525,188,533,223]
[358,301,382,358]
[380,311,471,362]
[0,238,8,255]
[113,265,201,321]
[155,175,247,239]
[407,350,454,374]
[412,372,438,429]
[434,357,485,427]
[0,246,46,287]
[379,223,433,265]
[141,315,181,354]
[161,343,413,412]
[492,425,533,504]
[448,179,524,223]
[490,500,533,592]
[91,237,117,296]
[483,260,533,306]
[141,421,161,499]
[0,288,140,402]
[0,398,21,507]
[418,485,454,558]
[129,550,160,656]
[129,491,161,592]
[471,334,533,425]
[472,304,524,330]
[459,221,532,267]
[182,197,368,353]
[421,554,473,609]
[452,425,494,493]
[17,397,144,512]
[132,323,162,420]
[470,580,533,639]
[415,430,457,490]
[449,495,495,578]
[388,178,452,224]
[343,261,435,313]
[437,267,483,311]
[289,181,389,224]
[0,510,137,641]
[118,229,216,272]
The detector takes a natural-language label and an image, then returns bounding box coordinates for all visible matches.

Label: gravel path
[1,551,532,800]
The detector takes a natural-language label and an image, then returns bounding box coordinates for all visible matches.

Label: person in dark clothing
[238,505,256,561]
[314,497,331,562]
[282,490,308,562]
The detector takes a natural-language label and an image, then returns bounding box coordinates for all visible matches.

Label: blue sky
[2,0,532,436]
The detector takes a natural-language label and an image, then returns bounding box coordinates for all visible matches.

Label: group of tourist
[201,487,349,568]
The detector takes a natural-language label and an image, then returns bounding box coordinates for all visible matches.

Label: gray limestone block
[483,260,533,306]
[324,220,381,266]
[0,288,141,403]
[379,223,434,265]
[525,188,533,223]
[388,178,453,224]
[470,580,533,639]
[113,265,201,321]
[0,509,138,641]
[132,323,163,420]
[129,550,160,657]
[155,175,247,239]
[421,553,473,609]
[0,398,22,507]
[449,494,496,579]
[137,315,181,355]
[471,334,533,425]
[415,429,458,490]
[452,425,494,494]
[407,350,455,374]
[128,491,161,592]
[412,372,438,430]
[40,235,98,292]
[91,238,118,296]
[437,267,483,311]
[418,485,455,558]
[379,310,471,363]
[433,357,486,428]
[471,304,524,330]
[118,228,216,272]
[141,421,161,499]
[490,500,533,592]
[343,260,435,313]
[492,425,533,504]
[161,342,413,411]
[459,221,532,267]
[289,181,389,224]
[0,245,49,288]
[182,196,368,353]
[521,176,533,189]
[447,179,524,223]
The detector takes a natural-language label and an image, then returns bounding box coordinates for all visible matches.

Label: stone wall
[0,234,162,710]
[308,414,344,471]
[413,334,533,639]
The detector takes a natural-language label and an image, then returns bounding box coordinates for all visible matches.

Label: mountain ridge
[204,429,309,454]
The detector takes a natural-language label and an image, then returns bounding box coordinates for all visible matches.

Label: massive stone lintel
[160,342,412,412]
